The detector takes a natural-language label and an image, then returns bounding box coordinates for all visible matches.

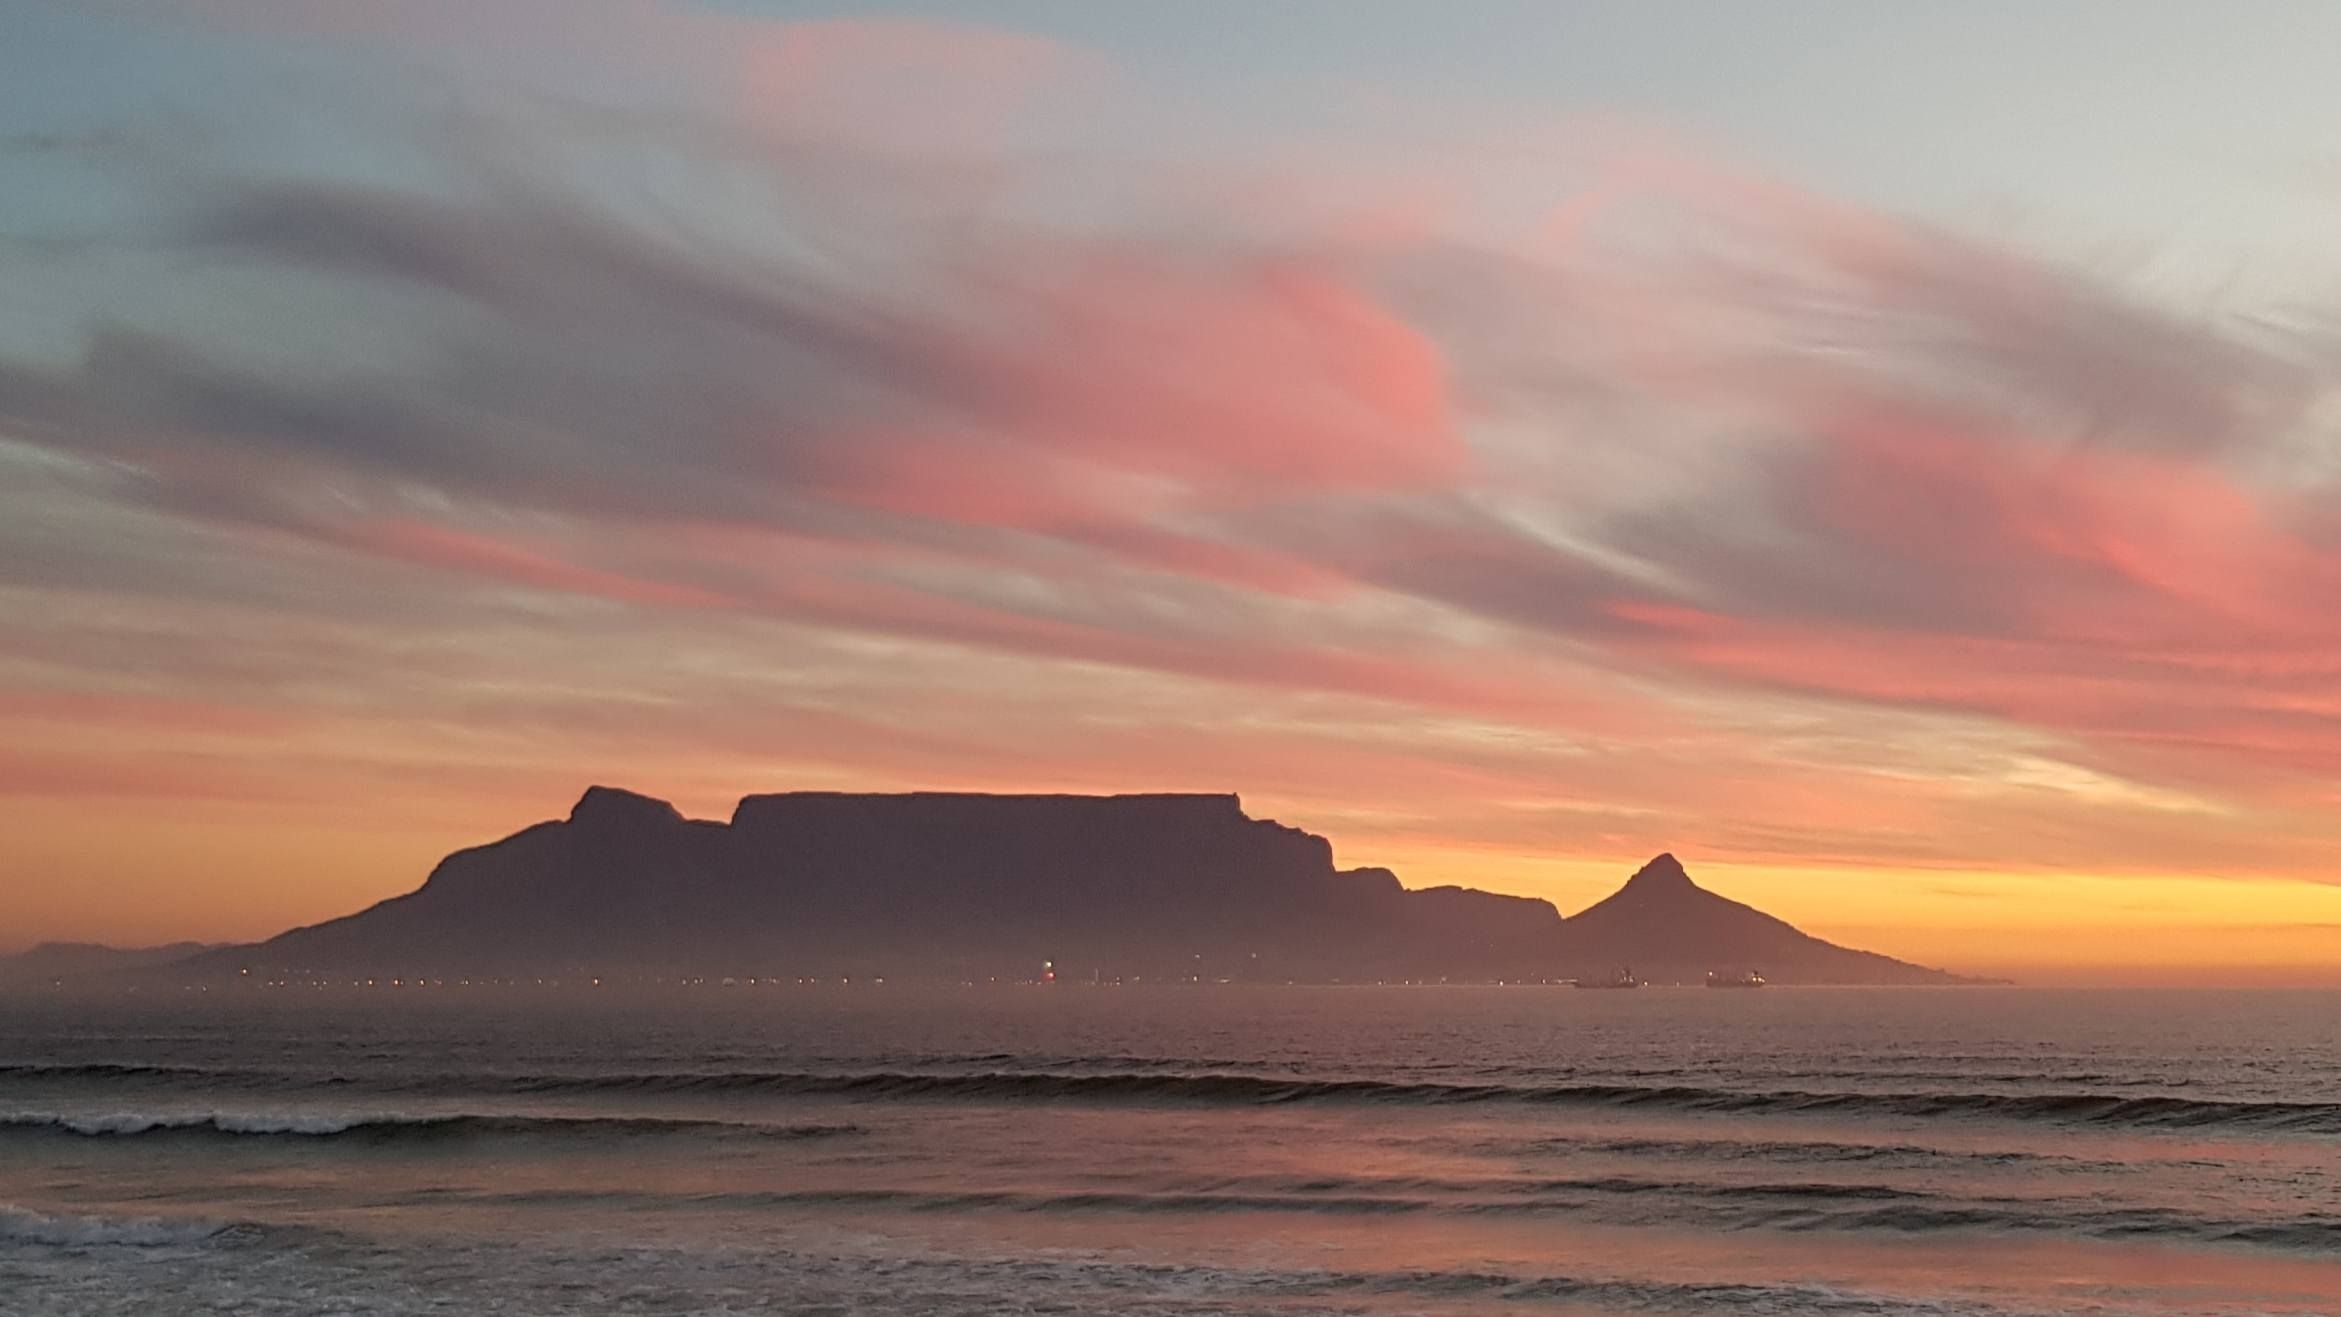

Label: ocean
[1,986,2335,1315]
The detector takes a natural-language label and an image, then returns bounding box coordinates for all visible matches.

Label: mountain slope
[0,942,220,987]
[184,787,1974,985]
[1556,854,1966,984]
[204,786,1566,981]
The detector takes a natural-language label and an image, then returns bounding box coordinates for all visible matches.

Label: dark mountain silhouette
[187,787,1974,984]
[0,941,223,987]
[1560,854,1959,985]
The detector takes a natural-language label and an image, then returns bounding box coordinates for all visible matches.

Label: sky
[3,1,2339,983]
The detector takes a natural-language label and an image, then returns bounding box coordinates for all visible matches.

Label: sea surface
[1,986,2337,1316]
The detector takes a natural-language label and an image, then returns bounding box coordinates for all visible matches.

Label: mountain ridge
[0,941,226,986]
[144,785,1983,986]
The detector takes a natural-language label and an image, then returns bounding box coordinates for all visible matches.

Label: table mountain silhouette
[186,787,1971,984]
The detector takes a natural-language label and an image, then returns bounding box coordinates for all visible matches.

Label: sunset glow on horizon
[4,1,2339,983]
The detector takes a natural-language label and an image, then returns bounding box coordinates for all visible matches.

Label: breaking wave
[465,1070,2341,1132]
[459,1181,2341,1252]
[0,1219,2051,1315]
[12,1061,2338,1131]
[0,1110,860,1143]
[0,1203,238,1249]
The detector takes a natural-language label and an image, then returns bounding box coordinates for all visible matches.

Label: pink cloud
[1024,257,1462,492]
[742,16,1107,154]
[332,520,737,611]
[806,257,1461,503]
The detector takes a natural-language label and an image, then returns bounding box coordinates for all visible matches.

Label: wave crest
[11,1061,2336,1131]
[0,1111,861,1142]
[484,1070,2341,1132]
[0,1203,232,1249]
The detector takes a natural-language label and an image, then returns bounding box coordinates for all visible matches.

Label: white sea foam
[0,1226,2021,1315]
[0,1110,417,1137]
[0,1203,224,1249]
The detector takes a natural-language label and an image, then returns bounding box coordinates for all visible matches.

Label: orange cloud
[330,520,738,612]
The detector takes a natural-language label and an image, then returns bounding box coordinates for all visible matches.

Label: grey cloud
[4,184,963,532]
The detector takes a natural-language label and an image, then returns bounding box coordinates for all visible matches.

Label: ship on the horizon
[1574,966,1640,989]
[1705,969,1766,989]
